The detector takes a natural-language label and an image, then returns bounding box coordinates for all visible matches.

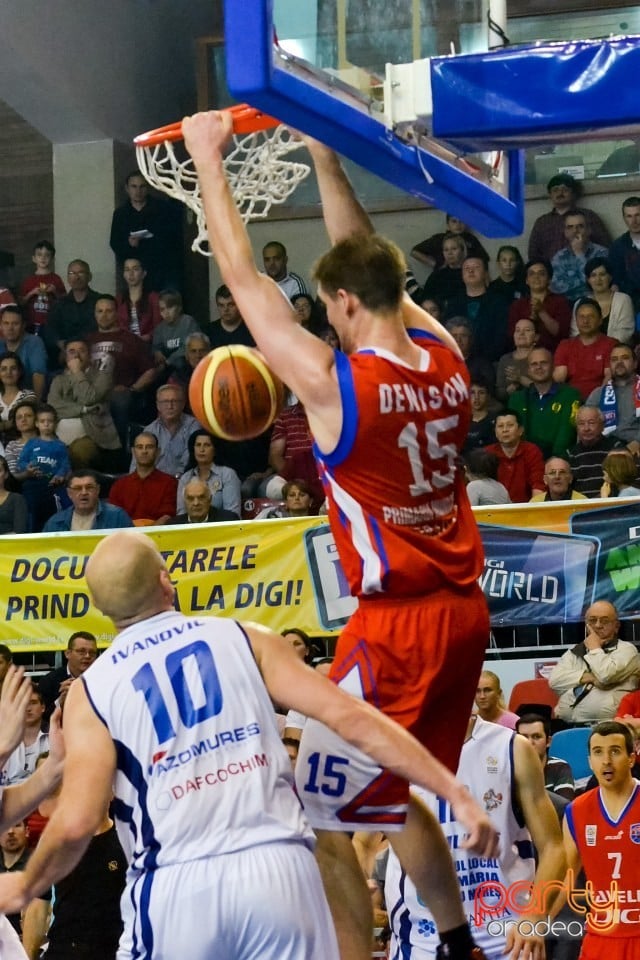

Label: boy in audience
[18,242,65,335]
[152,290,200,372]
[17,404,70,532]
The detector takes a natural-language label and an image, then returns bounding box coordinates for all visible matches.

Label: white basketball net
[135,125,311,256]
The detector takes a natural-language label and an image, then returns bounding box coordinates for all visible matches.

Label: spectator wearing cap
[528,173,611,262]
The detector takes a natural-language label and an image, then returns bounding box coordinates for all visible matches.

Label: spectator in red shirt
[18,240,66,335]
[486,411,545,503]
[553,298,618,400]
[268,397,324,506]
[108,431,177,524]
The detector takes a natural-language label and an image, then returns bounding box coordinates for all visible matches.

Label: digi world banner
[0,498,637,651]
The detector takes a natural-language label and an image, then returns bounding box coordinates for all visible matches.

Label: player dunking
[182,113,491,960]
[0,532,495,960]
[562,721,640,960]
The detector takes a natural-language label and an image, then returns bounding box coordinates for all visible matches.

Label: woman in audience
[419,297,442,320]
[570,256,635,344]
[255,478,316,519]
[291,293,324,335]
[0,455,27,533]
[279,628,326,739]
[474,670,520,730]
[600,450,640,498]
[0,353,35,438]
[495,317,538,402]
[4,400,38,479]
[282,627,320,665]
[176,429,241,518]
[464,449,511,506]
[489,245,527,302]
[421,233,466,309]
[116,257,161,342]
[507,258,572,352]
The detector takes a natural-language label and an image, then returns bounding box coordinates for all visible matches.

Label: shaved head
[86,532,174,626]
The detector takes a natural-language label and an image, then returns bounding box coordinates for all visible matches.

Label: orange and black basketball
[189,345,285,441]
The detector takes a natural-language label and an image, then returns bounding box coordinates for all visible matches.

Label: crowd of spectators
[0,177,345,532]
[0,171,639,534]
[408,178,640,505]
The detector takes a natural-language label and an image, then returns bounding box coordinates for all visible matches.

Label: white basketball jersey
[0,915,27,960]
[386,717,535,959]
[83,611,314,877]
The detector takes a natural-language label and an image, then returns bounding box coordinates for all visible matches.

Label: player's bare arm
[548,817,583,923]
[248,622,498,857]
[304,137,463,359]
[505,734,566,960]
[0,707,64,832]
[0,666,31,767]
[182,111,340,426]
[0,679,116,913]
[303,137,374,244]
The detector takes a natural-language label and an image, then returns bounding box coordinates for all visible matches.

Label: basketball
[189,345,285,441]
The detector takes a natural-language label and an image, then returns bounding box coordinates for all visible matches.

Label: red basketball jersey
[315,331,484,598]
[567,781,640,938]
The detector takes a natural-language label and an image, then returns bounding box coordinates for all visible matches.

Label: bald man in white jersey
[0,668,63,959]
[0,532,496,960]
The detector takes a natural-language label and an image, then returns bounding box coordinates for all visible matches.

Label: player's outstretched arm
[303,138,374,245]
[248,622,498,857]
[504,735,567,960]
[303,138,462,358]
[0,665,31,768]
[544,815,583,926]
[182,111,336,411]
[0,680,116,914]
[0,707,64,832]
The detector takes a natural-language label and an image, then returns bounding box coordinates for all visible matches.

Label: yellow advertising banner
[473,497,602,534]
[0,518,332,653]
[0,497,629,653]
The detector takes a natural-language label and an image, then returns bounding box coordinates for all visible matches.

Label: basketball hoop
[134,104,311,256]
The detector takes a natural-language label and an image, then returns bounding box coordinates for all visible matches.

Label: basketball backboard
[224,0,525,238]
[224,1,640,237]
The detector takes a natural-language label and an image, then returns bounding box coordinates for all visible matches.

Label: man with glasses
[549,601,640,724]
[42,469,132,533]
[530,456,587,502]
[38,630,99,719]
[45,261,102,368]
[139,383,200,477]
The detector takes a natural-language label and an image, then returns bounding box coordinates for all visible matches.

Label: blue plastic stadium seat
[549,727,592,782]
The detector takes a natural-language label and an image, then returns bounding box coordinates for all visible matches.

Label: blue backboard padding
[432,37,640,152]
[224,0,524,237]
